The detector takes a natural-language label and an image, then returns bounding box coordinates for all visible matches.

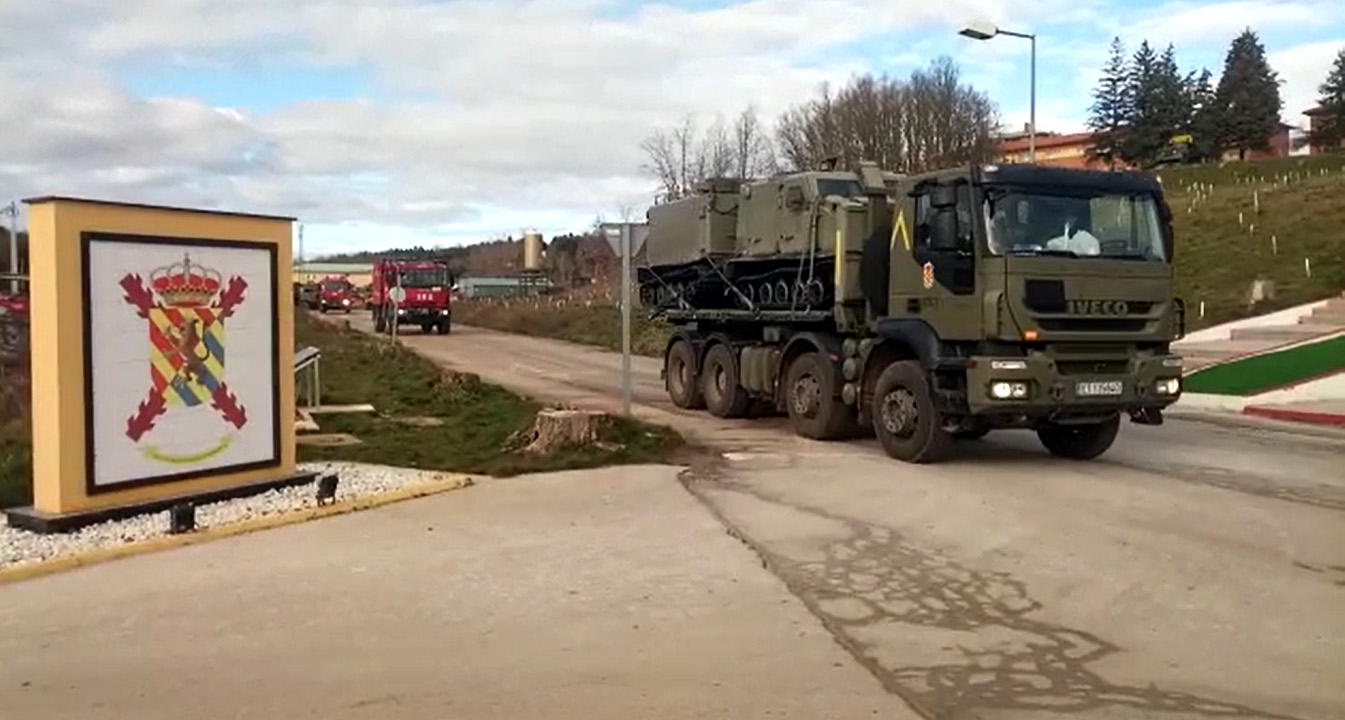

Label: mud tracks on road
[679,460,1302,720]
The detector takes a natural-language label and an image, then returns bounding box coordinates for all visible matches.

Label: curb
[0,474,475,588]
[1242,405,1345,428]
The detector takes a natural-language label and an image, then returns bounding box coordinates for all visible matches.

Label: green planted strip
[1183,334,1345,396]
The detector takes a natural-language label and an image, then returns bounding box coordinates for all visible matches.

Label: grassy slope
[296,313,683,475]
[1157,155,1345,330]
[458,155,1345,350]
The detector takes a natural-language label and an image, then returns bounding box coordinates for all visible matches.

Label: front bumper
[965,352,1184,416]
[394,307,450,324]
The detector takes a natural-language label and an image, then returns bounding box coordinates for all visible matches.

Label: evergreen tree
[1087,37,1132,167]
[1308,47,1345,151]
[1120,40,1160,164]
[1212,28,1282,159]
[1185,68,1220,160]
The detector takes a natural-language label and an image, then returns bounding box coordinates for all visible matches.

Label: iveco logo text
[1068,300,1130,315]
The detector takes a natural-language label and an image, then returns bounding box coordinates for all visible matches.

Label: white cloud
[0,0,1339,254]
[1272,39,1345,123]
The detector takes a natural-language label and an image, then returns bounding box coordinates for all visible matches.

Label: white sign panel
[83,233,280,491]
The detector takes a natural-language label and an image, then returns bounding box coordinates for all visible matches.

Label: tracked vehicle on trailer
[636,161,1187,463]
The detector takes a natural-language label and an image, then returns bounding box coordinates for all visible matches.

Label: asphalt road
[347,317,1345,720]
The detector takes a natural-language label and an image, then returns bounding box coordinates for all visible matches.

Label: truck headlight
[1155,378,1181,395]
[991,381,1029,399]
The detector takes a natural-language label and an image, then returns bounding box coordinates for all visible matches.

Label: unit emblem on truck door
[921,261,935,289]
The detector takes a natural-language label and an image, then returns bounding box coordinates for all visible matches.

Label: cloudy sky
[2,0,1341,257]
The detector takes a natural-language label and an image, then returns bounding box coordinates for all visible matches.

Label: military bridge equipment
[636,161,1186,463]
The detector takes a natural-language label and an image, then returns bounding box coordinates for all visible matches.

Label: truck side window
[954,184,974,252]
[913,193,933,248]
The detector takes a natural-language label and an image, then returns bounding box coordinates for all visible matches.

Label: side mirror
[930,184,957,208]
[931,208,959,250]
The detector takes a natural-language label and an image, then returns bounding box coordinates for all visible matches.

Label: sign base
[5,470,317,534]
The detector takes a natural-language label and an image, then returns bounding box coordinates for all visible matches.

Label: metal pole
[6,201,17,296]
[1029,33,1037,164]
[620,223,632,417]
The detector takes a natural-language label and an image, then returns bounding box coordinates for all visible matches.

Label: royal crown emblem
[149,253,224,307]
[118,253,251,462]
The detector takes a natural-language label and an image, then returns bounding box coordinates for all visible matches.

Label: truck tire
[1036,414,1120,460]
[701,343,751,418]
[374,309,387,334]
[436,318,451,335]
[784,351,852,440]
[665,339,705,409]
[871,360,951,463]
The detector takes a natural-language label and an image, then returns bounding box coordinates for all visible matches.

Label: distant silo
[523,230,544,271]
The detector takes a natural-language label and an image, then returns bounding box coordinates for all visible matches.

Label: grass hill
[1157,154,1345,330]
[459,155,1345,351]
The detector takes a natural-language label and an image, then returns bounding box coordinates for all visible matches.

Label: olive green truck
[636,161,1187,463]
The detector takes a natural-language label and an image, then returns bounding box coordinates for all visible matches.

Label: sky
[1,0,1341,258]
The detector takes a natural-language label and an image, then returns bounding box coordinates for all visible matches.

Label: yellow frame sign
[11,196,307,531]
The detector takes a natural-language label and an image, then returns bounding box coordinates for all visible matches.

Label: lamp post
[959,20,1037,164]
[2,201,17,295]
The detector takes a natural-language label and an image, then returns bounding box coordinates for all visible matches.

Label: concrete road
[0,466,917,720]
[350,318,1345,720]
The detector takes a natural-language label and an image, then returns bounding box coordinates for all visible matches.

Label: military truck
[636,161,1187,463]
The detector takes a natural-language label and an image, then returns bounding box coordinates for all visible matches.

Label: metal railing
[294,346,323,410]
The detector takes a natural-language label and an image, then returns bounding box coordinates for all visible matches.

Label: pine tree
[1212,28,1283,160]
[1185,68,1219,160]
[1087,37,1132,167]
[1120,41,1159,164]
[1308,47,1345,151]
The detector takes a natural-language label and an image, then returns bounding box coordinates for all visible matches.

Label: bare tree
[733,105,777,178]
[640,105,784,200]
[774,57,999,173]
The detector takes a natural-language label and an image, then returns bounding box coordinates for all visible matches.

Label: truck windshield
[817,179,863,198]
[984,187,1168,261]
[321,280,348,291]
[397,268,447,287]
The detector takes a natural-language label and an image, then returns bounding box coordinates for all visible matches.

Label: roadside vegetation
[1183,334,1345,396]
[453,296,672,357]
[296,312,683,474]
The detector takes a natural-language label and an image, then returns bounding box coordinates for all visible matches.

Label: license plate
[1076,380,1123,397]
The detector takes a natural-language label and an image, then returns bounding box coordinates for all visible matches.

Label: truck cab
[316,276,355,313]
[854,163,1185,458]
[370,260,452,335]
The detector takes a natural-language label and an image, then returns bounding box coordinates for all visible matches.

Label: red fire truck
[316,275,355,313]
[370,259,452,334]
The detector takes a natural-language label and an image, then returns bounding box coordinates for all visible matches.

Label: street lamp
[959,20,1037,164]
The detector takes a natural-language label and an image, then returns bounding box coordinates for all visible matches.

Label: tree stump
[523,409,610,454]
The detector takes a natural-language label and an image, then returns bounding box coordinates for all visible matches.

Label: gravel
[0,461,464,571]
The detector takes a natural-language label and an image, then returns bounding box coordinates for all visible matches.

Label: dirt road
[350,318,1345,720]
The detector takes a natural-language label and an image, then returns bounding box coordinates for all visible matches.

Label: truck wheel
[1036,414,1121,460]
[701,343,751,418]
[784,351,853,440]
[665,339,705,409]
[374,310,387,333]
[436,318,451,335]
[871,360,951,463]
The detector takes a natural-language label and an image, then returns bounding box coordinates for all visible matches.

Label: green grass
[296,312,684,475]
[453,298,673,357]
[0,419,31,509]
[1182,334,1345,396]
[1157,155,1345,330]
